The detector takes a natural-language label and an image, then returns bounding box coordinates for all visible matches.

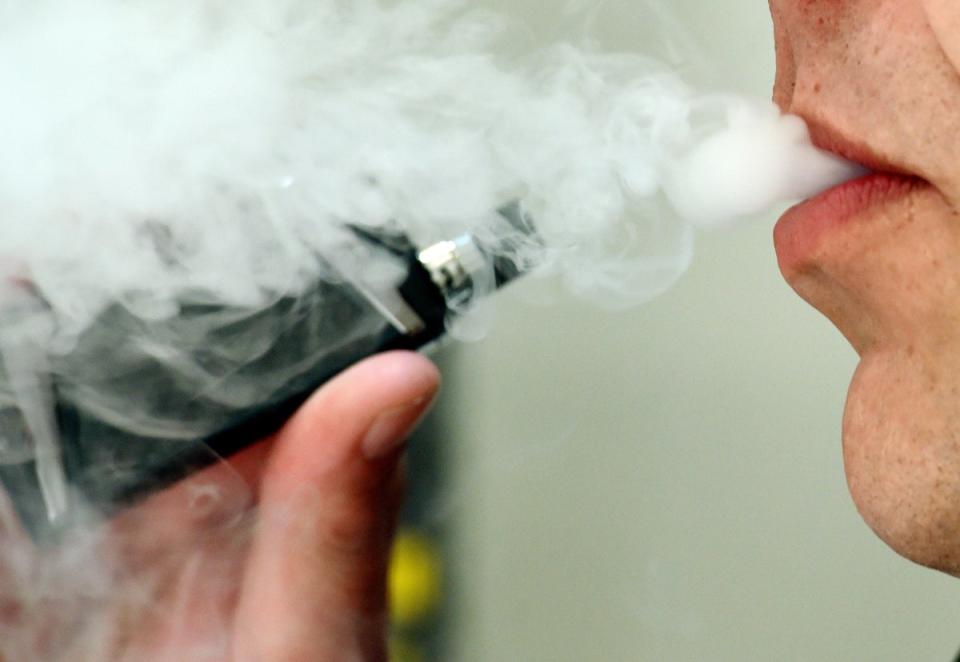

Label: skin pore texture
[769,0,960,574]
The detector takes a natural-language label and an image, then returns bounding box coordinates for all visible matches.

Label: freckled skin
[769,0,960,574]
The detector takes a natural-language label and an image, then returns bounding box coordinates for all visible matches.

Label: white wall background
[440,1,960,660]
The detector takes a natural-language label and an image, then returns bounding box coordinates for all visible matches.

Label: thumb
[235,351,440,662]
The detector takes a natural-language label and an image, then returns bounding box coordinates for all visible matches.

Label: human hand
[0,351,440,662]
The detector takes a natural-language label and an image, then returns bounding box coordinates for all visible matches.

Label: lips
[803,121,910,177]
[773,118,929,273]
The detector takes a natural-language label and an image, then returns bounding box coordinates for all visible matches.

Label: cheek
[921,0,960,73]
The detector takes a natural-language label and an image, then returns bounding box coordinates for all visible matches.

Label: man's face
[769,0,960,574]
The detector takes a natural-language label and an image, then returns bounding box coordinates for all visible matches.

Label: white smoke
[0,0,861,658]
[0,0,856,329]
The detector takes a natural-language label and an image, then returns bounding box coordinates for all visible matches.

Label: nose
[768,0,797,111]
[766,0,855,113]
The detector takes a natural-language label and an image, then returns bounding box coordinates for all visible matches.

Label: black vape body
[0,206,533,539]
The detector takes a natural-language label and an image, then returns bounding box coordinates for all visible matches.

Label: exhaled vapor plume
[0,0,857,327]
[0,0,859,659]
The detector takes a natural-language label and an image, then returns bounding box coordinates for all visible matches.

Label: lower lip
[774,172,925,271]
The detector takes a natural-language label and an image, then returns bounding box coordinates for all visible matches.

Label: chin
[843,349,960,576]
[775,177,960,576]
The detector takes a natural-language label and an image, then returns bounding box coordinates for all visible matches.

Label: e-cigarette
[0,204,537,538]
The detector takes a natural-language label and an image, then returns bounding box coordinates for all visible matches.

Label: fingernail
[362,397,432,460]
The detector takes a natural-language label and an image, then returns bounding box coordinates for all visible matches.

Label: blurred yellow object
[389,529,442,627]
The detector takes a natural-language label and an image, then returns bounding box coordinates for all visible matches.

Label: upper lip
[800,116,913,178]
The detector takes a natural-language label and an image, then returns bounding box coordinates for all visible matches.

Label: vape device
[0,205,536,538]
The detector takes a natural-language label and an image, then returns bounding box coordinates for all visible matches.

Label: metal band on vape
[417,235,486,307]
[350,233,489,338]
